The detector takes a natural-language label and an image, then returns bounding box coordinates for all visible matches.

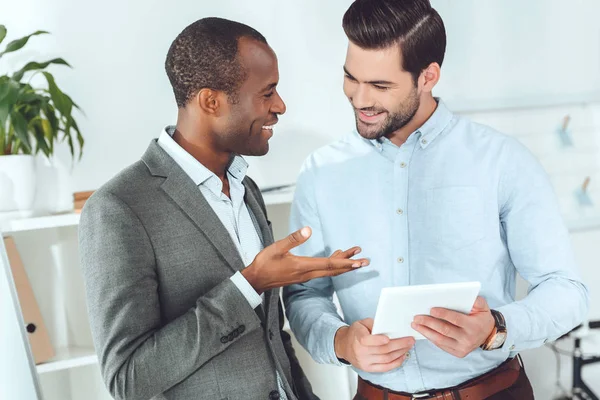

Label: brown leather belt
[357,357,522,400]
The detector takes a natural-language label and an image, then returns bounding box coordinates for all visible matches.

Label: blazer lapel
[142,140,246,273]
[242,179,278,321]
[243,181,274,246]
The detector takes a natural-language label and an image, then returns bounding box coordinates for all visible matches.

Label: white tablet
[371,281,481,340]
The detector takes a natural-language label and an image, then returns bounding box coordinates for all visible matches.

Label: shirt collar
[368,98,453,151]
[157,126,248,187]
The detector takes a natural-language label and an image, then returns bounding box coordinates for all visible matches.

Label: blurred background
[1,1,600,399]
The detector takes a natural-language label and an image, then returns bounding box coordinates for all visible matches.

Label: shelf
[448,91,600,114]
[36,346,98,374]
[566,216,600,233]
[0,189,295,235]
[1,213,80,235]
[263,188,294,206]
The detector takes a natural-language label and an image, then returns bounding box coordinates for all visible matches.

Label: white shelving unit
[36,347,98,375]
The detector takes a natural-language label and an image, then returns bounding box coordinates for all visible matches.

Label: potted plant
[0,24,83,215]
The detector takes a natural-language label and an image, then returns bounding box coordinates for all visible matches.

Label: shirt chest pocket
[424,186,485,250]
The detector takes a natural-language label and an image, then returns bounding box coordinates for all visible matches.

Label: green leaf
[0,30,49,58]
[0,79,20,127]
[41,102,58,154]
[30,117,51,157]
[0,122,5,155]
[42,72,71,116]
[13,58,71,82]
[9,111,32,153]
[0,26,6,45]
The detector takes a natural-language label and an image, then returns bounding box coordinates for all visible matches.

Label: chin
[244,143,269,157]
[357,123,385,140]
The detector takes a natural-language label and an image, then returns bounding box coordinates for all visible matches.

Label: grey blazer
[79,140,317,400]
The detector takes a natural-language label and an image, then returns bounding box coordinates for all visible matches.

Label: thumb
[275,226,312,254]
[471,296,489,312]
[360,318,375,333]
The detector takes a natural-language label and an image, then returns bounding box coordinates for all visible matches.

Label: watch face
[491,332,507,349]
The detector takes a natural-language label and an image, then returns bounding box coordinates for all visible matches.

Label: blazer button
[228,332,235,341]
[269,390,280,400]
[233,329,240,338]
[268,329,274,340]
[238,325,245,334]
[220,336,228,344]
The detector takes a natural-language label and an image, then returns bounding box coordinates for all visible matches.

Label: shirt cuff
[230,272,262,309]
[324,317,350,366]
[496,303,546,353]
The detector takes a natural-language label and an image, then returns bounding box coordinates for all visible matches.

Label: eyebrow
[343,66,395,86]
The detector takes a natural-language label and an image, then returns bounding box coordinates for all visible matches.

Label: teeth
[262,125,274,130]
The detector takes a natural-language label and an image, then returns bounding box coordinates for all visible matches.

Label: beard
[354,86,420,141]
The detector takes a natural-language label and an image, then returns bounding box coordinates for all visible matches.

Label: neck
[173,113,232,180]
[386,95,438,147]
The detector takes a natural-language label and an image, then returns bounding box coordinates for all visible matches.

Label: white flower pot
[0,155,37,213]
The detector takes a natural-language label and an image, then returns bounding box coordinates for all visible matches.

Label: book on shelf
[73,190,94,213]
[4,237,55,365]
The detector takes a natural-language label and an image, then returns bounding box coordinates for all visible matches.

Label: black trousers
[353,366,534,400]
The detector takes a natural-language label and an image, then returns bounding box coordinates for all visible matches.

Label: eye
[344,74,356,82]
[373,85,390,91]
[264,91,274,98]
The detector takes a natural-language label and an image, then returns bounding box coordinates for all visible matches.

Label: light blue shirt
[157,127,287,399]
[283,100,589,393]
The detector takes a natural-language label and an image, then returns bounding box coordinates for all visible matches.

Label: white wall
[3,1,600,399]
[4,0,599,193]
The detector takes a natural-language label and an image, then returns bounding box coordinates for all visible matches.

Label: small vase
[0,155,37,214]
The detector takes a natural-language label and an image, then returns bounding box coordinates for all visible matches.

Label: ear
[195,88,222,115]
[419,62,441,93]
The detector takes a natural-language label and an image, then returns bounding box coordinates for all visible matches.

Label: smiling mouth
[357,110,386,124]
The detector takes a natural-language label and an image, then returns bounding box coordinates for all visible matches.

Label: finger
[374,337,416,355]
[306,267,355,281]
[360,334,391,347]
[429,308,468,328]
[411,322,459,352]
[331,249,342,257]
[276,227,312,254]
[367,353,408,373]
[413,315,462,340]
[298,256,369,272]
[332,246,361,259]
[368,348,408,364]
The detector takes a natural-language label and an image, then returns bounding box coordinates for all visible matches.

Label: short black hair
[342,0,446,83]
[165,17,268,108]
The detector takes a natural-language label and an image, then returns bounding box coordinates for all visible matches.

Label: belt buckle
[411,393,432,399]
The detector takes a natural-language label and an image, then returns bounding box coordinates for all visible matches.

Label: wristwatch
[480,309,507,351]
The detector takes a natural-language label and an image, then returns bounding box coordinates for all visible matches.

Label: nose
[344,79,374,110]
[271,90,286,115]
[349,84,373,110]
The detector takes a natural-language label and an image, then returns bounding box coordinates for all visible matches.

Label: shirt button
[510,345,515,350]
[405,352,411,359]
[397,257,404,263]
[396,208,403,215]
[400,162,407,168]
[421,139,428,145]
